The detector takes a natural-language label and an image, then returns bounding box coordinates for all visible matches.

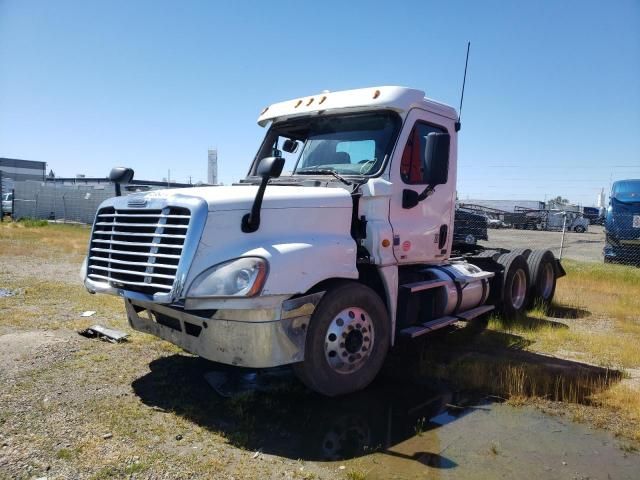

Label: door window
[400,122,446,184]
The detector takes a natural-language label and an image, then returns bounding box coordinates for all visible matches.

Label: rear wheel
[526,249,556,306]
[574,225,586,233]
[496,253,530,319]
[293,282,390,397]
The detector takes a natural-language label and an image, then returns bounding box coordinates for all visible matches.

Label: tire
[496,253,530,319]
[508,248,532,260]
[293,282,390,397]
[574,225,586,233]
[526,249,556,306]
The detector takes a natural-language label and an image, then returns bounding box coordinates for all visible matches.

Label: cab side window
[400,122,446,184]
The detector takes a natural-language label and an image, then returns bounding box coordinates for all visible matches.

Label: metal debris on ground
[79,325,129,343]
[0,288,17,298]
[80,310,96,317]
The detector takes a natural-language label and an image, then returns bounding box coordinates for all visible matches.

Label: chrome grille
[87,206,191,295]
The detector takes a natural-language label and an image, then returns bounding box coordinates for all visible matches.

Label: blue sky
[1,0,638,205]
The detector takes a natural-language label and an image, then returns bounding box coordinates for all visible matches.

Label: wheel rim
[511,269,527,310]
[540,262,554,299]
[324,307,374,374]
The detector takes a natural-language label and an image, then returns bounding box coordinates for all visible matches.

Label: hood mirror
[109,167,134,197]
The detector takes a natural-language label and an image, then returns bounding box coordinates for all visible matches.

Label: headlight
[188,257,268,297]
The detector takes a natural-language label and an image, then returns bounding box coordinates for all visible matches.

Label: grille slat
[91,239,183,249]
[89,265,177,279]
[87,274,174,290]
[90,247,181,259]
[89,256,178,270]
[97,213,190,219]
[93,230,187,239]
[95,222,189,229]
[87,206,191,295]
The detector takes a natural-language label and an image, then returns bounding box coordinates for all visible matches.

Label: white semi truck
[83,86,565,396]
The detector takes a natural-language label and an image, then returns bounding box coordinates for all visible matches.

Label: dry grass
[474,259,640,440]
[487,260,640,369]
[0,221,91,258]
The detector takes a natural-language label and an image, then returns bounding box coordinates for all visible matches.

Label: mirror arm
[417,185,435,202]
[241,176,269,233]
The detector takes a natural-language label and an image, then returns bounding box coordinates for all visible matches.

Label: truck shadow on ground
[131,306,621,465]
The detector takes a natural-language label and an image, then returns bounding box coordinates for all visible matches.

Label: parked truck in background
[604,179,640,264]
[1,192,12,217]
[83,86,565,396]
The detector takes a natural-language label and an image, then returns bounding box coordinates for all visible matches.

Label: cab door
[388,109,457,264]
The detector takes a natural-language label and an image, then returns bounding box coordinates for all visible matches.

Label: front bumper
[124,292,324,368]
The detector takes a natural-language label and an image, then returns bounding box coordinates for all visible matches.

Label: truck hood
[137,184,352,211]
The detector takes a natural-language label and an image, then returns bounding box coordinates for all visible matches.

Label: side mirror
[109,167,134,197]
[257,156,285,179]
[282,139,298,154]
[423,132,450,186]
[402,133,450,209]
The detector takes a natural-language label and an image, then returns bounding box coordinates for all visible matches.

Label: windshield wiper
[295,169,353,186]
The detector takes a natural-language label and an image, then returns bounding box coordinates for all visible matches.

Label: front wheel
[574,225,586,233]
[293,282,390,397]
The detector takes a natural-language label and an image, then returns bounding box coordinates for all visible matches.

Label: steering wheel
[358,159,376,174]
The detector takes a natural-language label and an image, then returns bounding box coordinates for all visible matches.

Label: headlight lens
[188,257,268,297]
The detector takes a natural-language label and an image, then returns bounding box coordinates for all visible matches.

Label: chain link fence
[12,180,116,224]
[454,205,640,267]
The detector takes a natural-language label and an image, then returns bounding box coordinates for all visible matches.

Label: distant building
[208,149,218,185]
[0,157,46,182]
[41,176,193,192]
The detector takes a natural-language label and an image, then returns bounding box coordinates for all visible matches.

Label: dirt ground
[1,223,639,479]
[480,225,605,263]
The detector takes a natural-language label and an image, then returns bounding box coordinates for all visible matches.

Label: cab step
[399,305,495,339]
[400,316,458,338]
[455,305,495,322]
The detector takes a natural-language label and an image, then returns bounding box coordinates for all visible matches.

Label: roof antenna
[455,41,471,132]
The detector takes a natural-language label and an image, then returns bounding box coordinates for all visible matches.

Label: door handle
[438,224,448,249]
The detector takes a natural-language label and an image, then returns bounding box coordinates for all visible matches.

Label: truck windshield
[612,180,640,202]
[253,111,401,178]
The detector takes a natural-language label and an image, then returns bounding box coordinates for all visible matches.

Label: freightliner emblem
[127,198,147,207]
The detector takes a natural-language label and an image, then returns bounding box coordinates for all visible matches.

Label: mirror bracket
[242,157,285,233]
[402,186,435,209]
